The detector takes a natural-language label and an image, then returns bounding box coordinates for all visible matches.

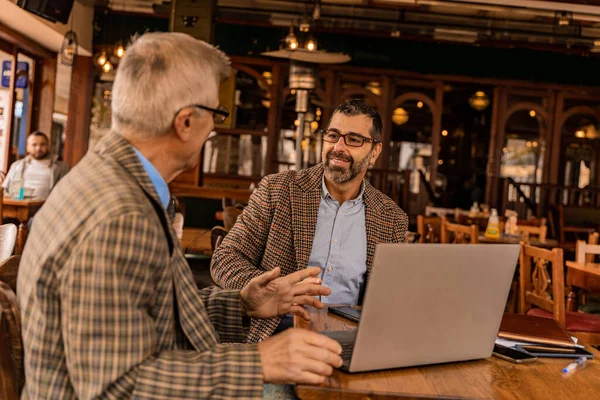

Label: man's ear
[173,108,193,142]
[370,142,383,165]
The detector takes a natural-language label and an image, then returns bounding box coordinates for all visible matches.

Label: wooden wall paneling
[265,63,282,175]
[0,24,54,60]
[63,56,93,167]
[31,56,56,136]
[2,49,17,174]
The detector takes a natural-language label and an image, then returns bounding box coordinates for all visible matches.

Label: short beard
[323,150,371,184]
[32,152,49,160]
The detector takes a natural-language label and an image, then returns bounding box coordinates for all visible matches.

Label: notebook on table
[498,314,576,349]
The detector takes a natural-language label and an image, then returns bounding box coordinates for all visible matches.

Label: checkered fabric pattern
[211,164,408,343]
[17,132,263,399]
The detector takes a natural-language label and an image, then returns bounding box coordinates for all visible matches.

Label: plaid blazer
[17,132,263,399]
[211,164,408,343]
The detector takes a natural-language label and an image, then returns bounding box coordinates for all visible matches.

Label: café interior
[2,0,600,398]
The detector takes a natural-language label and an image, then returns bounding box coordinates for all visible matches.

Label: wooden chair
[210,226,228,252]
[404,231,420,244]
[0,281,24,397]
[0,224,17,263]
[519,243,600,346]
[0,255,20,293]
[440,218,479,244]
[223,206,244,231]
[516,224,548,242]
[424,206,456,219]
[417,215,442,243]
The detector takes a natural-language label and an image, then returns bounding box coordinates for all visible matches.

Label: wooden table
[180,228,212,256]
[478,234,559,248]
[295,305,600,399]
[2,198,44,255]
[566,261,600,312]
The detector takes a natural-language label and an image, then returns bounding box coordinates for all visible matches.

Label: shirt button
[333,239,337,243]
[328,268,332,272]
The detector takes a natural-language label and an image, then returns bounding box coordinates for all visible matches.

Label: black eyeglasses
[181,104,230,124]
[195,104,230,123]
[320,129,379,148]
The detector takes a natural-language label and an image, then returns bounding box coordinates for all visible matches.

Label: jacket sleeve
[61,212,263,399]
[210,176,274,290]
[394,208,409,243]
[196,285,248,343]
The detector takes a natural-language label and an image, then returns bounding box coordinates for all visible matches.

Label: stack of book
[496,314,593,358]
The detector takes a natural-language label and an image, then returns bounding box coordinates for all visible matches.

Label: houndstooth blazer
[17,132,263,399]
[211,164,408,343]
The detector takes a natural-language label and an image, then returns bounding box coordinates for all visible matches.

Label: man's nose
[333,136,348,152]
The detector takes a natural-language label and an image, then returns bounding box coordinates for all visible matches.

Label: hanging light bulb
[97,52,107,66]
[305,37,317,52]
[102,61,113,73]
[115,45,125,58]
[285,26,299,50]
[60,31,78,66]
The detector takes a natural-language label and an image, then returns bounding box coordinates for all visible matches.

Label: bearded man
[2,132,69,199]
[211,99,408,343]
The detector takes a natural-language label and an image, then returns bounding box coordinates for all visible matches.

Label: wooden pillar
[485,86,505,208]
[171,0,218,185]
[265,63,283,175]
[64,55,93,167]
[429,82,444,187]
[549,91,565,186]
[2,48,18,173]
[31,56,57,136]
[376,76,393,170]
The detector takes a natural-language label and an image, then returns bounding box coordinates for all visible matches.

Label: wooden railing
[500,178,600,219]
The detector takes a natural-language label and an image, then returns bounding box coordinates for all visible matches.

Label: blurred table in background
[2,198,44,255]
[180,228,212,256]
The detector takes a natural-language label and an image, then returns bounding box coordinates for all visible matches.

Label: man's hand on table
[258,328,343,384]
[240,266,330,321]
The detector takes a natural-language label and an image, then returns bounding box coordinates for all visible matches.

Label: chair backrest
[575,240,600,265]
[519,243,565,327]
[424,206,456,218]
[404,231,420,244]
[416,215,442,243]
[210,226,229,252]
[223,206,244,231]
[0,281,24,396]
[0,224,18,263]
[440,217,479,244]
[0,255,20,293]
[172,213,184,241]
[516,224,547,242]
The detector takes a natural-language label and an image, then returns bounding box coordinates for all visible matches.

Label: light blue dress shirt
[132,147,170,209]
[308,177,367,305]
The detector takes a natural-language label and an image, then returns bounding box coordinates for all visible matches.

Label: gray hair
[111,32,231,138]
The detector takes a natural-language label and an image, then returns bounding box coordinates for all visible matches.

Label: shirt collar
[132,147,171,209]
[321,175,365,204]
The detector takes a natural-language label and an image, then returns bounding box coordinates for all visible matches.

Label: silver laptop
[325,243,520,373]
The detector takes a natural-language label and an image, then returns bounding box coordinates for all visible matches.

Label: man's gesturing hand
[259,328,343,384]
[240,267,330,320]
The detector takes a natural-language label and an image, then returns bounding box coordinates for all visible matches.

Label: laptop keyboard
[323,330,357,366]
